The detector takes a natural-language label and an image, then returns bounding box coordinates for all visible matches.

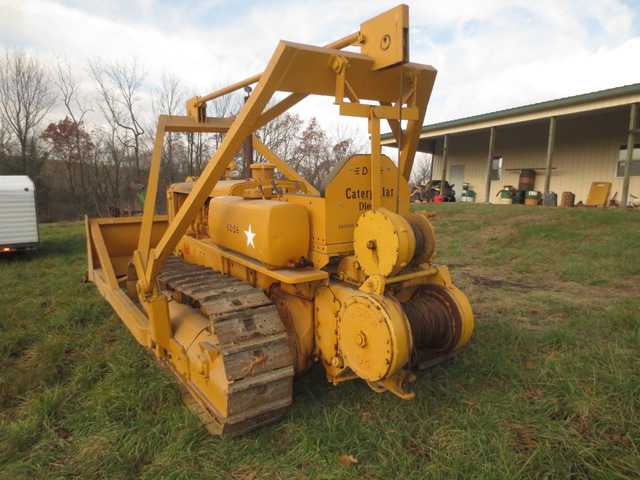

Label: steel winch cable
[402,295,453,351]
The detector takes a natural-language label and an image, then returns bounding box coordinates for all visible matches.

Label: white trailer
[0,176,39,252]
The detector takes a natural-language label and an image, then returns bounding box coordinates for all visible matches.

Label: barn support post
[440,134,450,183]
[484,127,496,203]
[544,116,556,196]
[621,103,638,206]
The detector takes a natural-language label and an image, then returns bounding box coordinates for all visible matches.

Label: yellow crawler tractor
[85,5,473,437]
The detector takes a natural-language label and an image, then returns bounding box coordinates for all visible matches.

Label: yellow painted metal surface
[320,154,411,239]
[271,285,316,375]
[169,178,308,199]
[360,4,408,70]
[249,163,276,180]
[86,215,168,287]
[208,196,310,269]
[178,234,328,288]
[167,301,230,423]
[282,154,411,269]
[353,208,415,277]
[132,5,434,290]
[586,181,612,206]
[337,293,411,382]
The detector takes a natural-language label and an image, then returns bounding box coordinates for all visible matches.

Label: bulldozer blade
[85,215,168,346]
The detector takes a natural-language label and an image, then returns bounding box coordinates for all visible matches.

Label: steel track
[158,256,294,437]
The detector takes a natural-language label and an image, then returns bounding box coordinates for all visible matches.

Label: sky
[1,0,639,131]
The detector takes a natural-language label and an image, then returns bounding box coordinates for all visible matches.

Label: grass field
[1,204,639,479]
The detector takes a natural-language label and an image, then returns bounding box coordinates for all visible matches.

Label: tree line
[0,48,368,221]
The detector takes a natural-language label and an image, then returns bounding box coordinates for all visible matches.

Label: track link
[158,256,294,437]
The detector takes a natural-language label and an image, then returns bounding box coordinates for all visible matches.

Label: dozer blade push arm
[135,41,302,294]
[133,115,234,292]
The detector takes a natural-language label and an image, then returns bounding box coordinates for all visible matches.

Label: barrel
[497,187,513,205]
[518,169,536,192]
[525,190,541,206]
[461,190,475,203]
[543,192,558,207]
[512,190,525,205]
[561,191,575,207]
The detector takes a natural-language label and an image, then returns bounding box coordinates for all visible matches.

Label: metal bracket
[359,4,409,70]
[186,96,207,123]
[367,369,416,400]
[359,274,386,295]
[330,55,359,105]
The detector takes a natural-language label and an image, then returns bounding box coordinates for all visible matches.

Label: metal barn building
[385,83,640,206]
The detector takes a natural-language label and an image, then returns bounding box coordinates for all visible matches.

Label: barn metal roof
[382,83,640,144]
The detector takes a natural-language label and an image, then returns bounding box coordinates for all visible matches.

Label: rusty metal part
[402,283,465,368]
[367,369,416,400]
[410,225,424,256]
[402,295,452,349]
[405,212,436,265]
[285,256,314,269]
[158,256,294,438]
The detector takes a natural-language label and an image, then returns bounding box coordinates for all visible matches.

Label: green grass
[1,205,639,479]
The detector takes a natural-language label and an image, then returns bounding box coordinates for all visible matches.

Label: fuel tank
[208,196,310,268]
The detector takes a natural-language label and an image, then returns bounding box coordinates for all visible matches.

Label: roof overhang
[382,83,640,150]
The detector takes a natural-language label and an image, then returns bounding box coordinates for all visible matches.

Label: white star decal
[244,224,256,248]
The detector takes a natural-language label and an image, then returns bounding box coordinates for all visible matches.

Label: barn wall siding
[430,108,639,204]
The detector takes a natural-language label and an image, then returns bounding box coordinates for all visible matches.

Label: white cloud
[1,0,639,132]
[413,0,640,123]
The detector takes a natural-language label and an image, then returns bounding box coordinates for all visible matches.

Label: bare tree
[186,132,204,177]
[206,83,242,121]
[287,117,368,188]
[209,85,243,172]
[0,48,55,175]
[258,111,303,166]
[83,131,114,217]
[0,126,12,157]
[291,117,331,188]
[51,54,93,205]
[409,152,433,185]
[153,73,185,184]
[92,125,128,215]
[328,120,368,157]
[88,57,147,179]
[154,73,183,117]
[182,84,243,178]
[53,54,92,125]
